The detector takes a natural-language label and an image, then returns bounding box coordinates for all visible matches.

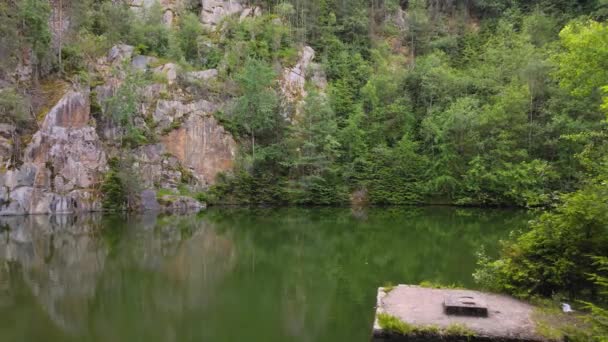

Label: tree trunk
[58,0,63,73]
[251,130,255,161]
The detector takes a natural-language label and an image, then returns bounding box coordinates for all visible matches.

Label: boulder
[153,63,179,85]
[163,9,174,26]
[2,187,33,215]
[108,44,134,64]
[185,69,219,83]
[200,0,245,29]
[132,55,158,71]
[2,163,38,190]
[280,46,328,119]
[239,6,261,22]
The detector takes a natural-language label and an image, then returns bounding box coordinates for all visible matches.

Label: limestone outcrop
[128,0,185,26]
[281,46,316,103]
[280,46,328,118]
[160,110,236,186]
[0,88,107,215]
[200,0,261,29]
[0,43,238,215]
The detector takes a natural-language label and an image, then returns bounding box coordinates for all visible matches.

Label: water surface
[0,207,529,342]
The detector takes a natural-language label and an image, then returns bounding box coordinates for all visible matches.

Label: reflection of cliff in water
[0,215,107,334]
[0,214,236,338]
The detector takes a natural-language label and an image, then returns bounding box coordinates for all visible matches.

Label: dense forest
[1,0,608,340]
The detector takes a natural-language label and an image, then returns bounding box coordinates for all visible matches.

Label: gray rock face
[128,0,183,26]
[108,44,134,64]
[139,189,161,211]
[9,48,33,83]
[131,143,189,190]
[200,0,244,29]
[281,46,316,102]
[1,42,239,216]
[158,195,205,213]
[132,55,158,71]
[0,88,106,216]
[159,110,236,186]
[239,6,262,22]
[153,99,218,131]
[0,124,15,167]
[280,46,328,119]
[153,63,179,85]
[185,69,218,83]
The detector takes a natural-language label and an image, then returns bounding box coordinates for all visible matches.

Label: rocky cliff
[0,43,238,215]
[0,86,107,215]
[0,0,327,215]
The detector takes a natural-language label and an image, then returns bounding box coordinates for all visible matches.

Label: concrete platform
[372,285,559,341]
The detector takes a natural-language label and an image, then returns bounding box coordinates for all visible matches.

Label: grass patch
[419,280,462,289]
[156,188,177,198]
[36,80,69,123]
[377,313,415,335]
[378,313,470,337]
[444,323,476,338]
[161,118,184,135]
[382,282,397,293]
[531,302,587,341]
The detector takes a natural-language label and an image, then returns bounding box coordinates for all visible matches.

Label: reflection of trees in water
[203,206,530,341]
[0,207,530,342]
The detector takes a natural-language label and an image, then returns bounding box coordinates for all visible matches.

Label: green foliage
[221,14,295,72]
[285,91,346,204]
[377,313,415,335]
[101,158,127,212]
[19,0,51,62]
[579,257,608,342]
[2,0,607,215]
[0,0,51,79]
[554,20,608,99]
[444,323,476,337]
[475,178,608,297]
[128,2,171,57]
[175,12,204,64]
[0,3,21,75]
[365,137,429,205]
[231,59,279,159]
[0,88,30,126]
[473,17,608,301]
[377,313,475,337]
[103,69,150,147]
[90,1,134,45]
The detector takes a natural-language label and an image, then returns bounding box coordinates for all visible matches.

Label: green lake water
[0,207,530,342]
